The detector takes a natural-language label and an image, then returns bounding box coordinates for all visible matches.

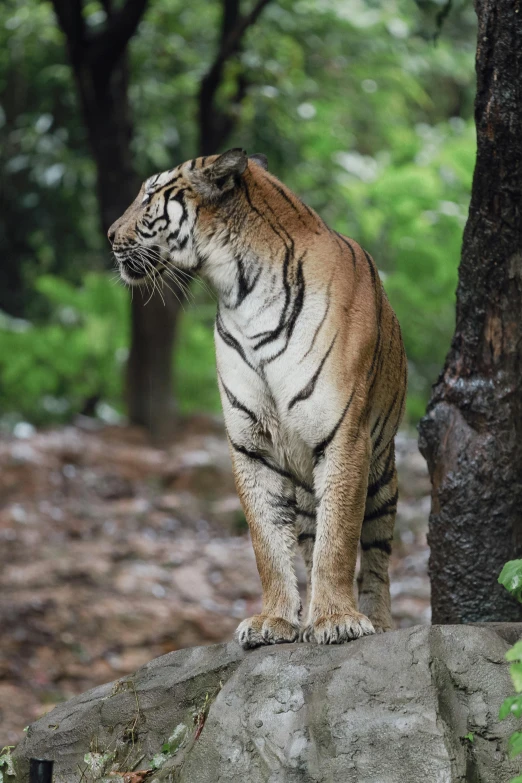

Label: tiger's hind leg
[295,486,317,616]
[358,441,398,633]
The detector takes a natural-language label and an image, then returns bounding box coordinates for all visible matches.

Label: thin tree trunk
[127,294,178,439]
[51,0,181,442]
[418,0,522,623]
[75,59,181,441]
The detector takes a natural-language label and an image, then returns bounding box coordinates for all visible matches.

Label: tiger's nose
[107,223,117,244]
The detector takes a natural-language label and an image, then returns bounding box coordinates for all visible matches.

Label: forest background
[0,0,478,431]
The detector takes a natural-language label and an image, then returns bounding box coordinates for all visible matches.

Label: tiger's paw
[301,611,375,644]
[368,617,392,634]
[358,596,392,634]
[236,614,299,649]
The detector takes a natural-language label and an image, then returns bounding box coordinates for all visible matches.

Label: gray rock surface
[12,624,522,783]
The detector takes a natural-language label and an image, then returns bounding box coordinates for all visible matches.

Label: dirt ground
[0,416,431,746]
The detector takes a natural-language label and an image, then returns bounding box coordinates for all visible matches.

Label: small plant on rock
[0,747,14,783]
[499,559,522,782]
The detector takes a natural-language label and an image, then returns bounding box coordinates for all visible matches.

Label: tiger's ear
[191,148,248,201]
[249,153,268,171]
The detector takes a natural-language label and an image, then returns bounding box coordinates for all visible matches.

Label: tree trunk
[50,0,182,441]
[73,57,181,440]
[418,0,522,623]
[126,294,179,440]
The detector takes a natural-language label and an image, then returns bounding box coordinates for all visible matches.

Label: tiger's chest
[215,311,330,486]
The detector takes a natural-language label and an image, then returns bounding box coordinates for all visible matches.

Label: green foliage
[149,723,188,770]
[0,274,220,425]
[0,0,478,425]
[0,747,15,783]
[0,274,128,424]
[499,561,522,604]
[175,297,220,415]
[500,697,522,722]
[499,561,522,777]
[510,735,522,761]
[508,643,522,663]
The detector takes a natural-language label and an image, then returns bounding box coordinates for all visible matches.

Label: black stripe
[218,374,259,424]
[189,159,197,171]
[289,333,337,410]
[215,311,257,372]
[253,247,293,348]
[335,232,356,268]
[267,491,297,526]
[284,258,305,343]
[374,392,406,465]
[302,277,333,360]
[364,249,378,289]
[368,322,396,439]
[136,225,157,239]
[370,414,382,439]
[147,186,177,230]
[229,440,313,493]
[360,539,392,555]
[242,178,298,261]
[378,317,397,384]
[261,257,306,363]
[268,179,321,234]
[372,391,399,452]
[372,340,405,459]
[361,567,389,585]
[364,489,399,523]
[296,508,315,520]
[313,389,356,461]
[366,327,381,385]
[364,250,383,383]
[367,446,395,498]
[233,258,261,309]
[298,532,316,543]
[193,250,206,271]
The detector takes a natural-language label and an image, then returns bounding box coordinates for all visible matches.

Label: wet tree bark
[418,0,522,622]
[50,0,180,442]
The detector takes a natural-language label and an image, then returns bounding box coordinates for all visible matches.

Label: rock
[12,624,522,783]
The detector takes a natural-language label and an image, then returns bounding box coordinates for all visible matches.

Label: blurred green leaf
[499,561,522,604]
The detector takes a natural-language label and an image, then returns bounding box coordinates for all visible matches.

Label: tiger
[108,148,407,648]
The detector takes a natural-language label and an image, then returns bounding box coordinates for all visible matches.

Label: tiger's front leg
[303,418,375,644]
[230,446,301,649]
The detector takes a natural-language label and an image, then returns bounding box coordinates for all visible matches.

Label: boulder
[12,624,522,782]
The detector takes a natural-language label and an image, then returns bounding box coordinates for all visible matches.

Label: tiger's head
[108,148,268,286]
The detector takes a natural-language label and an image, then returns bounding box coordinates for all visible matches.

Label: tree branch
[220,0,241,47]
[49,0,87,66]
[49,0,147,74]
[198,0,272,155]
[89,0,149,72]
[219,0,271,67]
[103,0,149,54]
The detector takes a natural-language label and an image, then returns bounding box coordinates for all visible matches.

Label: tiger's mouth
[117,253,166,286]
